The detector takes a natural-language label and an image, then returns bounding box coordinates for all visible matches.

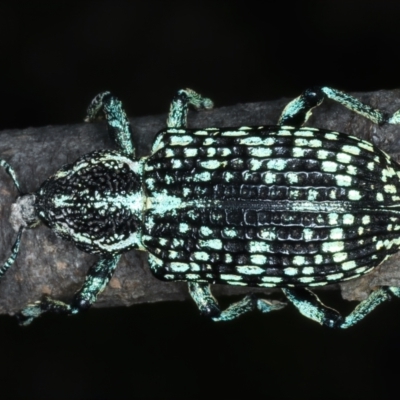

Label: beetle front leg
[188,282,286,321]
[167,89,213,128]
[17,254,120,325]
[282,286,400,329]
[85,92,135,158]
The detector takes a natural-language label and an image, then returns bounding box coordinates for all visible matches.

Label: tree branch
[1,90,400,315]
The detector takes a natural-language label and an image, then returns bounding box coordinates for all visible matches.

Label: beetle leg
[188,282,286,321]
[282,286,400,329]
[17,254,120,325]
[167,89,213,128]
[278,86,395,127]
[0,227,23,279]
[85,92,135,158]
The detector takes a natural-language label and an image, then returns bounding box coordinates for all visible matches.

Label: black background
[1,1,400,399]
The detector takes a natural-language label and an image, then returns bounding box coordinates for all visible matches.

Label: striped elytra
[143,126,400,288]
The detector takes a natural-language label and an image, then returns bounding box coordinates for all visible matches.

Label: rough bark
[1,90,400,315]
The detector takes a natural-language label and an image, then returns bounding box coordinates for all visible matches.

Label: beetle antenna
[0,226,23,278]
[0,158,21,194]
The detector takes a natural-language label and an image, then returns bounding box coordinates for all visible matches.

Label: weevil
[2,86,400,327]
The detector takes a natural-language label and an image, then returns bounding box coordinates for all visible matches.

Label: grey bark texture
[1,90,400,315]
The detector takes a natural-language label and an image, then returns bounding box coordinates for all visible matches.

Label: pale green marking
[367,162,375,171]
[164,148,175,157]
[164,274,175,280]
[248,241,271,253]
[348,189,362,200]
[184,148,198,157]
[200,159,226,169]
[224,171,235,182]
[248,147,272,157]
[342,260,357,270]
[200,226,213,236]
[358,141,374,152]
[171,159,183,169]
[219,148,232,156]
[250,255,267,265]
[294,130,314,137]
[267,159,287,171]
[325,133,338,140]
[193,251,209,261]
[376,192,384,201]
[328,189,337,199]
[384,184,397,194]
[343,214,354,224]
[322,241,344,253]
[336,152,351,164]
[239,126,252,130]
[299,277,314,283]
[302,267,314,275]
[335,174,352,187]
[303,228,313,240]
[361,215,371,225]
[179,223,190,233]
[328,213,339,225]
[314,254,323,264]
[225,254,233,263]
[257,283,277,288]
[186,274,201,280]
[203,138,216,145]
[346,165,357,175]
[169,262,190,272]
[355,267,367,274]
[263,171,276,184]
[286,172,299,184]
[164,175,174,184]
[207,148,216,157]
[294,138,322,147]
[277,130,292,136]
[321,161,337,173]
[342,145,361,155]
[239,137,275,146]
[259,228,276,240]
[199,239,223,250]
[221,131,248,136]
[330,228,344,240]
[223,227,239,238]
[284,267,298,275]
[358,226,364,235]
[333,252,347,262]
[169,135,193,146]
[193,171,211,182]
[236,265,265,275]
[261,276,283,283]
[317,149,330,159]
[289,189,300,199]
[182,187,191,197]
[292,256,305,266]
[249,159,263,171]
[326,272,344,280]
[292,147,306,157]
[227,281,248,286]
[307,189,319,201]
[168,251,179,260]
[221,274,242,280]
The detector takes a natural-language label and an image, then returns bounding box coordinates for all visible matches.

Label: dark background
[1,1,400,399]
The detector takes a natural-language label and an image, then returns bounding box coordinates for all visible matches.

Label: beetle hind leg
[188,282,286,321]
[167,89,213,128]
[17,254,120,325]
[282,286,400,329]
